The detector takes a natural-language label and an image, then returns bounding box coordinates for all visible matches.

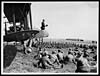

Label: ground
[3,45,77,73]
[3,41,97,73]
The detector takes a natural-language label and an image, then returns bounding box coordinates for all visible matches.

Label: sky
[2,2,98,41]
[31,2,98,41]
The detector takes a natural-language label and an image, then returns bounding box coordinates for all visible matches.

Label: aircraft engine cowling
[35,30,49,38]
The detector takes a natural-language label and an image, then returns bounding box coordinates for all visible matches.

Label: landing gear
[22,37,34,55]
[25,47,33,55]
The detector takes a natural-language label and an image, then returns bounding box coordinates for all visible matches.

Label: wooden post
[5,22,7,35]
[29,38,33,47]
[24,12,29,30]
[13,13,16,32]
[29,4,32,30]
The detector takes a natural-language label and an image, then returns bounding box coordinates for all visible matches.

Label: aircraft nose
[35,30,49,38]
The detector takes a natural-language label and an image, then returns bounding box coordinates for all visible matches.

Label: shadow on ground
[3,45,17,68]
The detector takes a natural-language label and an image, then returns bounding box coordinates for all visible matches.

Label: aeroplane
[3,3,49,55]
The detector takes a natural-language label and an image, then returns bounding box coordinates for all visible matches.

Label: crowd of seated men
[33,47,97,73]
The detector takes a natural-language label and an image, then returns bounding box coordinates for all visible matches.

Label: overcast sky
[31,2,98,41]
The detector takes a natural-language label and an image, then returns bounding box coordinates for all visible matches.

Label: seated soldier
[41,52,55,69]
[75,53,97,73]
[36,47,43,59]
[37,48,52,68]
[57,50,64,68]
[42,48,49,56]
[67,51,75,63]
[50,51,60,65]
[37,48,44,68]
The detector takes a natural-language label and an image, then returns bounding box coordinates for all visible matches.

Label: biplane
[3,3,49,54]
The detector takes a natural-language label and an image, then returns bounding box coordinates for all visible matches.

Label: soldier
[41,19,48,30]
[57,49,64,68]
[82,48,89,57]
[50,51,60,65]
[42,48,49,56]
[41,52,55,69]
[37,48,52,68]
[67,51,75,63]
[37,47,43,68]
[37,47,43,58]
[75,53,97,73]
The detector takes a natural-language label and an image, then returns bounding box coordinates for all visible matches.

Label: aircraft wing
[4,3,31,23]
[4,30,39,42]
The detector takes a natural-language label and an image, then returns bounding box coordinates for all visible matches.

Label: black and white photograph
[1,1,98,74]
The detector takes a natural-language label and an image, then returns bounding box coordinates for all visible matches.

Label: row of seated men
[33,47,97,73]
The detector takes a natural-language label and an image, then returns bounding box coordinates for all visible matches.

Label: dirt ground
[3,46,77,73]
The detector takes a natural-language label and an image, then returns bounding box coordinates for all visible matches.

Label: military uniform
[75,54,97,73]
[41,54,54,69]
